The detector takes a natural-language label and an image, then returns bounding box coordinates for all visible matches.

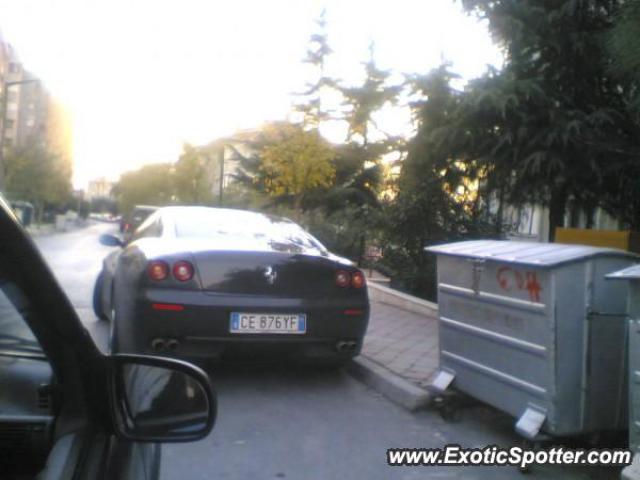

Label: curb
[25,225,55,237]
[345,356,432,412]
[367,282,438,317]
[27,221,89,237]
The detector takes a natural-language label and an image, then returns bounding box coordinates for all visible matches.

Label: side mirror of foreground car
[108,354,216,442]
[99,234,124,247]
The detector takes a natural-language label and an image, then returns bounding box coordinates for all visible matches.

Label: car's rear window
[173,210,326,251]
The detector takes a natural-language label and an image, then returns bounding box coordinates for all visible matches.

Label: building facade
[0,32,70,155]
[487,195,621,242]
[86,177,115,200]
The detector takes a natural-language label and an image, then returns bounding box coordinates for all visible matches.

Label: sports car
[94,206,370,365]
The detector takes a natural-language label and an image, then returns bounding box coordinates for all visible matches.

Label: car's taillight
[335,270,351,288]
[147,261,169,281]
[172,261,194,282]
[351,271,365,289]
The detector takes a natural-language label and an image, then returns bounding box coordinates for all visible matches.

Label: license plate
[230,313,306,334]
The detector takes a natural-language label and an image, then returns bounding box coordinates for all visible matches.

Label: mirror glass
[99,234,122,247]
[119,362,210,438]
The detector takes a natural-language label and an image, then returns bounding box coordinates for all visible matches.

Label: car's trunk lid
[193,250,345,297]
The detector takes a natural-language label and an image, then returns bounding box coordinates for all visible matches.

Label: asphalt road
[33,223,620,480]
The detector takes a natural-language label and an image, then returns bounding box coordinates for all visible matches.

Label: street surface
[33,222,619,479]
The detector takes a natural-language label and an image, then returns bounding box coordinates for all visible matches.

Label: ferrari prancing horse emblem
[264,266,277,285]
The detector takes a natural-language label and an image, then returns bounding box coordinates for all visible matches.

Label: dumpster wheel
[517,438,547,475]
[518,439,534,474]
[429,390,475,422]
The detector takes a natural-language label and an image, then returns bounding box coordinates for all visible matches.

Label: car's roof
[132,205,159,212]
[134,206,347,260]
[157,206,292,224]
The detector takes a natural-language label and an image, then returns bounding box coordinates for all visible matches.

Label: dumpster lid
[606,264,640,280]
[425,240,638,267]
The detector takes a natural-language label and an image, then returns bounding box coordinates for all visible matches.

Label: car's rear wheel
[92,272,109,321]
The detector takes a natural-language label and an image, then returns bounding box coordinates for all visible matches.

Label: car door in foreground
[0,196,217,480]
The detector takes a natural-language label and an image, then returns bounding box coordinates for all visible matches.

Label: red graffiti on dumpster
[496,266,542,302]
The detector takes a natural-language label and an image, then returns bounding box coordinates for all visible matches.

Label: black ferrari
[94,206,369,365]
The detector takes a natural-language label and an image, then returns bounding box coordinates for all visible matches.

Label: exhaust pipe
[336,341,359,353]
[151,338,166,352]
[166,338,180,352]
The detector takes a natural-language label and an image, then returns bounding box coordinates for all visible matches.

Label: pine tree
[294,10,334,131]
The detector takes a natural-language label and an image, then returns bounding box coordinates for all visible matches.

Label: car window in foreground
[0,280,44,357]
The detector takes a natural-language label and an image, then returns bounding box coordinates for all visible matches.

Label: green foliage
[89,197,117,214]
[231,122,336,212]
[260,123,336,207]
[338,44,402,145]
[608,0,640,80]
[313,142,383,212]
[173,144,214,204]
[114,143,219,214]
[607,0,640,117]
[443,0,640,237]
[381,65,493,300]
[294,9,335,129]
[114,163,175,215]
[303,205,384,259]
[4,143,72,220]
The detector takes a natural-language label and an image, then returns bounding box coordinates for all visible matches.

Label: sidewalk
[346,281,440,410]
[362,300,439,389]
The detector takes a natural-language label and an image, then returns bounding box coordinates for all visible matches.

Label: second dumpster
[607,265,640,480]
[426,240,637,439]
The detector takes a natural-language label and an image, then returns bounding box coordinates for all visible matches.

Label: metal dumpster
[426,240,637,439]
[607,265,640,479]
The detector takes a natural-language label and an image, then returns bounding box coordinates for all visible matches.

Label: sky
[0,0,502,189]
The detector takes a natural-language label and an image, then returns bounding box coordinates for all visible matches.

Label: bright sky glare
[0,0,502,189]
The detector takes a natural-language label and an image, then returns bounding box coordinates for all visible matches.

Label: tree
[113,163,175,215]
[382,65,491,299]
[4,143,72,221]
[294,9,335,130]
[172,144,214,204]
[452,0,636,239]
[89,196,117,214]
[258,122,335,212]
[338,44,402,146]
[324,46,402,262]
[608,0,640,83]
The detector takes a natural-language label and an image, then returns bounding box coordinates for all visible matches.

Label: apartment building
[485,193,621,243]
[0,31,69,154]
[86,177,115,200]
[0,32,24,152]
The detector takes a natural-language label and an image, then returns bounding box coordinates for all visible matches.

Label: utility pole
[218,145,225,207]
[0,78,40,190]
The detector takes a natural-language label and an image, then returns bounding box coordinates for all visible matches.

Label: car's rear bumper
[115,288,369,362]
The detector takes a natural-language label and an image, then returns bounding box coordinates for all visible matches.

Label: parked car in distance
[95,206,370,366]
[0,196,217,479]
[119,205,158,238]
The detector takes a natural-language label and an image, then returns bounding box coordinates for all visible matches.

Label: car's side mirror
[99,234,124,247]
[108,354,216,442]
